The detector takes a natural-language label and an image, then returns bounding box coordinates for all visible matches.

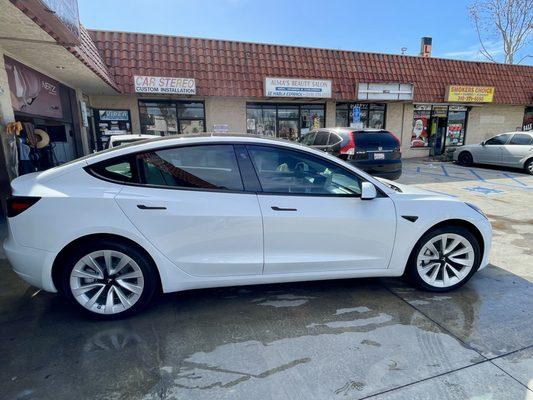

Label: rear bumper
[348,159,402,180]
[3,230,57,292]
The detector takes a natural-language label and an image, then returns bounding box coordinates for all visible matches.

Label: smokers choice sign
[265,77,332,98]
[134,76,196,94]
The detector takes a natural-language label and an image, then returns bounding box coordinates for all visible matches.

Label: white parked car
[453,131,533,174]
[4,135,492,318]
[106,134,156,148]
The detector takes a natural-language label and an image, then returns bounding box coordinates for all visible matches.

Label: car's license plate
[374,153,385,160]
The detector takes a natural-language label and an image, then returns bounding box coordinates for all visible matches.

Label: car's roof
[306,127,390,134]
[109,134,156,140]
[83,133,300,165]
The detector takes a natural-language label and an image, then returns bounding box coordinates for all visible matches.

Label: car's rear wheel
[457,151,473,166]
[525,159,533,175]
[60,239,157,319]
[406,226,481,292]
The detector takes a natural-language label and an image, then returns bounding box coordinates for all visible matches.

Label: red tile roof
[67,26,119,91]
[89,30,533,105]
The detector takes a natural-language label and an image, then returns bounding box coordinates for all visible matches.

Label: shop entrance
[412,105,468,156]
[429,116,448,156]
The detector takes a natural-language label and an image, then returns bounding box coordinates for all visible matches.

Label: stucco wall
[465,104,525,144]
[205,97,246,132]
[89,94,141,134]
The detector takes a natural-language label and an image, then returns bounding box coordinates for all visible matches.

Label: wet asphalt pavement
[1,160,532,400]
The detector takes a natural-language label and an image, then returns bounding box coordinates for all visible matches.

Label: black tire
[457,151,473,166]
[525,159,533,175]
[405,225,481,292]
[59,238,158,319]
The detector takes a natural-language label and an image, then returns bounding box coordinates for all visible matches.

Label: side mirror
[361,182,377,200]
[481,141,486,146]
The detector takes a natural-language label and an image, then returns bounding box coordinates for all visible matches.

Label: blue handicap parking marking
[463,186,504,195]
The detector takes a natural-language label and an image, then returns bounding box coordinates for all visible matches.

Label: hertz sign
[445,85,495,103]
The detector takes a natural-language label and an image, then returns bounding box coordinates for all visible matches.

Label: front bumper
[3,232,57,292]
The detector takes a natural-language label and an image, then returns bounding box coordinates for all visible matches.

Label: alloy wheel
[70,250,144,315]
[527,161,533,175]
[416,233,475,288]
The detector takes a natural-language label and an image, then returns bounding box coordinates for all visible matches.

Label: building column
[325,101,336,127]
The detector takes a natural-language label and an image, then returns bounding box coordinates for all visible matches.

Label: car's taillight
[5,196,41,218]
[340,132,356,156]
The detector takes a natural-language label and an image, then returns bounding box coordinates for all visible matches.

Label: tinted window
[486,134,511,145]
[354,131,399,149]
[300,131,317,146]
[314,131,330,146]
[90,157,135,183]
[247,145,361,196]
[137,145,243,191]
[509,133,533,145]
[328,133,342,145]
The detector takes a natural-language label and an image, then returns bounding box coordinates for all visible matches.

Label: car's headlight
[465,202,488,219]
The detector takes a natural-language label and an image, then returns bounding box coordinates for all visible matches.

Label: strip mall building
[1,0,532,192]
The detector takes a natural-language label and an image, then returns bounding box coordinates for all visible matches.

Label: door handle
[137,204,167,210]
[271,206,297,211]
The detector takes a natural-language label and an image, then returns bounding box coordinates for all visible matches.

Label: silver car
[453,131,533,175]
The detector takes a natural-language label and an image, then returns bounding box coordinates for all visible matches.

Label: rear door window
[300,131,317,146]
[314,131,330,146]
[136,145,244,191]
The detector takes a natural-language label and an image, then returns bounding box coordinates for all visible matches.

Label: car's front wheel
[60,239,158,319]
[406,226,481,292]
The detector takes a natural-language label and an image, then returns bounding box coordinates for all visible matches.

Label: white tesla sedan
[3,134,491,318]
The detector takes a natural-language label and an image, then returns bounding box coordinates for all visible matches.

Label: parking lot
[1,159,532,400]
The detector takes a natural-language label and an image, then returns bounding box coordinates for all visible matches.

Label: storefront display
[138,100,205,136]
[246,103,325,139]
[523,107,533,131]
[4,56,81,173]
[335,103,386,129]
[412,104,468,154]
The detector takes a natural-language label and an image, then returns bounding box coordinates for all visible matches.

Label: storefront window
[446,107,467,147]
[411,105,469,153]
[523,107,533,131]
[139,100,205,135]
[246,103,325,140]
[300,105,325,135]
[335,103,386,129]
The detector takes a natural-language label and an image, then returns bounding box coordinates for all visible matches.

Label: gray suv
[453,131,533,174]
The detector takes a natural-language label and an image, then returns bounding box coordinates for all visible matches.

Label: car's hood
[376,178,455,200]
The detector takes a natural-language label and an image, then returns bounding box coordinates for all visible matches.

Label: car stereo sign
[134,76,196,94]
[264,77,332,98]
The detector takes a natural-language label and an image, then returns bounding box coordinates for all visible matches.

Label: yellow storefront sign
[445,85,495,103]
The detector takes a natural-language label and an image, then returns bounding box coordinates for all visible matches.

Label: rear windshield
[354,131,398,148]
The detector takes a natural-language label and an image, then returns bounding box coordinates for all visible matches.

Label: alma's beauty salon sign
[4,56,63,119]
[133,75,196,94]
[264,77,332,98]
